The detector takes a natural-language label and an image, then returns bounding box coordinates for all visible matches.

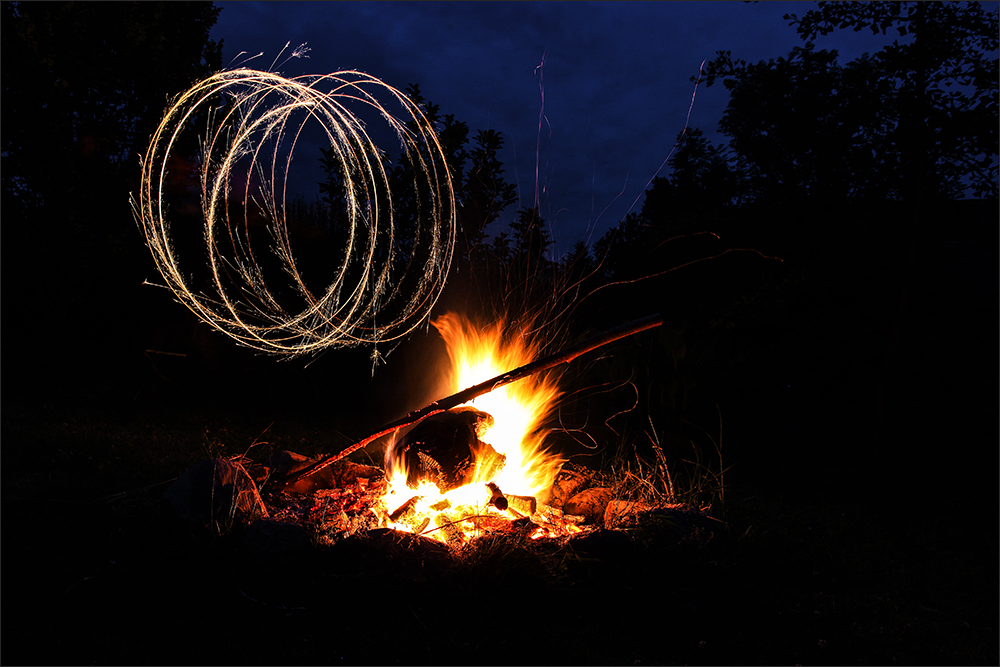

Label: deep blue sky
[210,1,902,258]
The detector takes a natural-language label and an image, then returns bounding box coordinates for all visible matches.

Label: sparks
[133,68,456,356]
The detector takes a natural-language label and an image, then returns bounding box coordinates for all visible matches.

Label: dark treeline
[298,1,997,468]
[3,2,997,471]
[3,1,224,401]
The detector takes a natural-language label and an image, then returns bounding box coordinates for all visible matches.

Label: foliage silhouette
[702,0,998,203]
[2,1,224,396]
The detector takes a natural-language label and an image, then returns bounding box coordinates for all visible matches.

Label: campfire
[378,312,578,545]
[164,311,723,558]
[140,69,723,561]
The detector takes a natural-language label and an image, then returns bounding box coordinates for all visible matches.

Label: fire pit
[163,313,724,563]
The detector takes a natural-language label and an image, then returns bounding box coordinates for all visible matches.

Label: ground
[2,380,995,666]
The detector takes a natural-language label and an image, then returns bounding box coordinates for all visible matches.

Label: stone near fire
[563,487,614,524]
[603,500,655,527]
[164,457,266,534]
[392,407,504,491]
[548,467,591,509]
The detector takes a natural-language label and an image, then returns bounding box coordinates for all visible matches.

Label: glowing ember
[379,313,578,544]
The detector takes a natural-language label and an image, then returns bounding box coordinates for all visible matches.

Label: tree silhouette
[591,127,740,284]
[592,212,648,283]
[704,45,911,204]
[2,1,224,383]
[703,1,998,203]
[460,129,518,268]
[510,206,552,267]
[639,128,742,230]
[2,2,223,211]
[788,1,998,201]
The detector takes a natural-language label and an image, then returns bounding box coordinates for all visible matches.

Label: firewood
[433,513,466,546]
[388,495,421,522]
[486,482,508,511]
[505,494,537,516]
[283,313,664,486]
[393,407,499,491]
[470,515,511,533]
[474,445,507,486]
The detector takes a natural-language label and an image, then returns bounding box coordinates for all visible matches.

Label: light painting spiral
[134,68,456,357]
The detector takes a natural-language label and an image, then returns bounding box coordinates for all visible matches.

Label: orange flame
[380,312,567,543]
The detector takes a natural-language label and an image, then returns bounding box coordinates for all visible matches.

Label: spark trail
[133,68,456,357]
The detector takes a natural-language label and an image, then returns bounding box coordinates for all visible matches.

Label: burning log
[392,407,501,491]
[486,482,508,511]
[485,482,536,516]
[385,496,435,535]
[282,313,664,487]
[388,496,421,523]
[470,515,511,533]
[505,494,538,517]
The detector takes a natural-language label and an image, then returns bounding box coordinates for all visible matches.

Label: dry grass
[594,414,728,516]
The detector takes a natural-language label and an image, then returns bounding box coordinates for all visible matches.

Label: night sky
[210,1,903,258]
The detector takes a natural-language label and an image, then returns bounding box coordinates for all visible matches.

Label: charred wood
[392,407,501,491]
[486,482,508,511]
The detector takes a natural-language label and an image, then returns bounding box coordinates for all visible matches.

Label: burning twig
[282,313,664,487]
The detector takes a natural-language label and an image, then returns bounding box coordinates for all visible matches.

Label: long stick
[283,313,663,485]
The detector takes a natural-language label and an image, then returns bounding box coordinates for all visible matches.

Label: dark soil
[2,380,996,666]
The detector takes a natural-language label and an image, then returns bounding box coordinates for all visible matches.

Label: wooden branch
[282,313,663,487]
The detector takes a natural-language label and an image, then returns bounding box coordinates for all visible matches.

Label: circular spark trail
[134,69,456,356]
